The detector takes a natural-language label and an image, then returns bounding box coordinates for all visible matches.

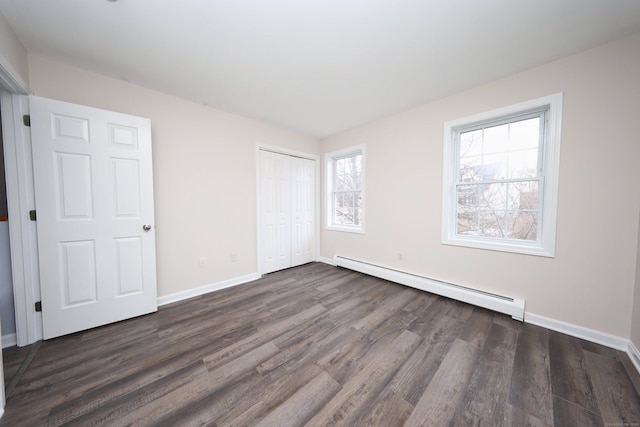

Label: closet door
[260,151,291,274]
[260,150,315,274]
[291,156,315,267]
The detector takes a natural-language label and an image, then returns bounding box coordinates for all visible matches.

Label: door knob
[143,224,152,231]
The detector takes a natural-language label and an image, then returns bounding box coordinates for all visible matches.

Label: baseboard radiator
[334,255,525,321]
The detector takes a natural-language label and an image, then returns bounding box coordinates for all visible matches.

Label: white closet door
[291,156,315,267]
[260,150,315,274]
[260,151,291,274]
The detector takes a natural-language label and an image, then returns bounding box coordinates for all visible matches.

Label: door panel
[291,157,315,267]
[260,150,315,274]
[260,150,292,274]
[30,96,157,339]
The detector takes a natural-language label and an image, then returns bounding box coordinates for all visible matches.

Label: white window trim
[442,93,562,257]
[325,144,366,234]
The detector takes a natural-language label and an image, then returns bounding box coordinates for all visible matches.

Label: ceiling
[1,1,640,139]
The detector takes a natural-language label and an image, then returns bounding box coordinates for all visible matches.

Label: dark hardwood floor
[2,262,640,426]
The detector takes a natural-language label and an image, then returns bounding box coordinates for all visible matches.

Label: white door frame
[0,57,32,418]
[0,59,42,348]
[256,143,320,276]
[1,92,41,347]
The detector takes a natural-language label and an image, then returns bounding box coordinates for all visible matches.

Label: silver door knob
[143,224,152,231]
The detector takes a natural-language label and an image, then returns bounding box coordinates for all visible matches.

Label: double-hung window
[325,145,365,233]
[442,94,562,256]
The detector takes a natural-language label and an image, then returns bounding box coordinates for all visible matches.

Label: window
[325,145,365,233]
[442,93,562,257]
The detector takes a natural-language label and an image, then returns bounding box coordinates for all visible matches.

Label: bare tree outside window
[333,154,362,226]
[456,115,542,242]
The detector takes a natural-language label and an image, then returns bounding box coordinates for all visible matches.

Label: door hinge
[35,301,42,312]
[29,210,36,221]
[23,114,31,127]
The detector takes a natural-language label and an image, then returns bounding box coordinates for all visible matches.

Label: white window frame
[442,93,562,257]
[325,145,365,234]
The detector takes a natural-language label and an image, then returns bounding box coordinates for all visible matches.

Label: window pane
[508,149,538,179]
[508,210,538,241]
[334,193,344,224]
[509,117,540,150]
[481,153,507,180]
[457,208,477,235]
[457,184,478,208]
[334,191,362,226]
[478,210,506,238]
[460,129,483,157]
[343,208,355,225]
[478,183,506,210]
[459,155,481,182]
[483,124,508,154]
[507,181,538,210]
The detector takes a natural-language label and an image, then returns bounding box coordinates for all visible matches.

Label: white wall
[0,11,28,88]
[321,32,640,339]
[27,55,319,298]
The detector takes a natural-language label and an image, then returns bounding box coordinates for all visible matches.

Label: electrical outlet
[199,257,206,268]
[230,252,237,262]
[398,252,404,261]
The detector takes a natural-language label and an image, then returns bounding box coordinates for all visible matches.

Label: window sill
[442,236,555,257]
[326,225,365,234]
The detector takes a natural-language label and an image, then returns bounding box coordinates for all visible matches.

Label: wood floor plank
[59,360,212,427]
[151,369,265,426]
[455,307,494,348]
[206,341,280,384]
[318,313,417,386]
[2,262,640,426]
[404,338,480,426]
[583,350,640,426]
[620,351,640,398]
[388,333,455,406]
[552,395,604,427]
[352,289,416,332]
[307,330,422,426]
[241,370,341,427]
[548,330,600,414]
[508,323,554,425]
[406,297,461,339]
[357,389,414,427]
[502,403,553,427]
[453,322,518,425]
[202,303,327,369]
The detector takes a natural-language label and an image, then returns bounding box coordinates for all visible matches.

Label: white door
[260,150,291,274]
[291,156,315,267]
[30,96,157,340]
[260,150,315,274]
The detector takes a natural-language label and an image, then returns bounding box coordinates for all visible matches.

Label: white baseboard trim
[1,333,16,349]
[628,340,640,375]
[525,313,640,376]
[317,256,336,266]
[157,273,261,307]
[525,312,629,351]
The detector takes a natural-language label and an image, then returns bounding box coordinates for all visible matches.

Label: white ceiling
[1,1,640,138]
